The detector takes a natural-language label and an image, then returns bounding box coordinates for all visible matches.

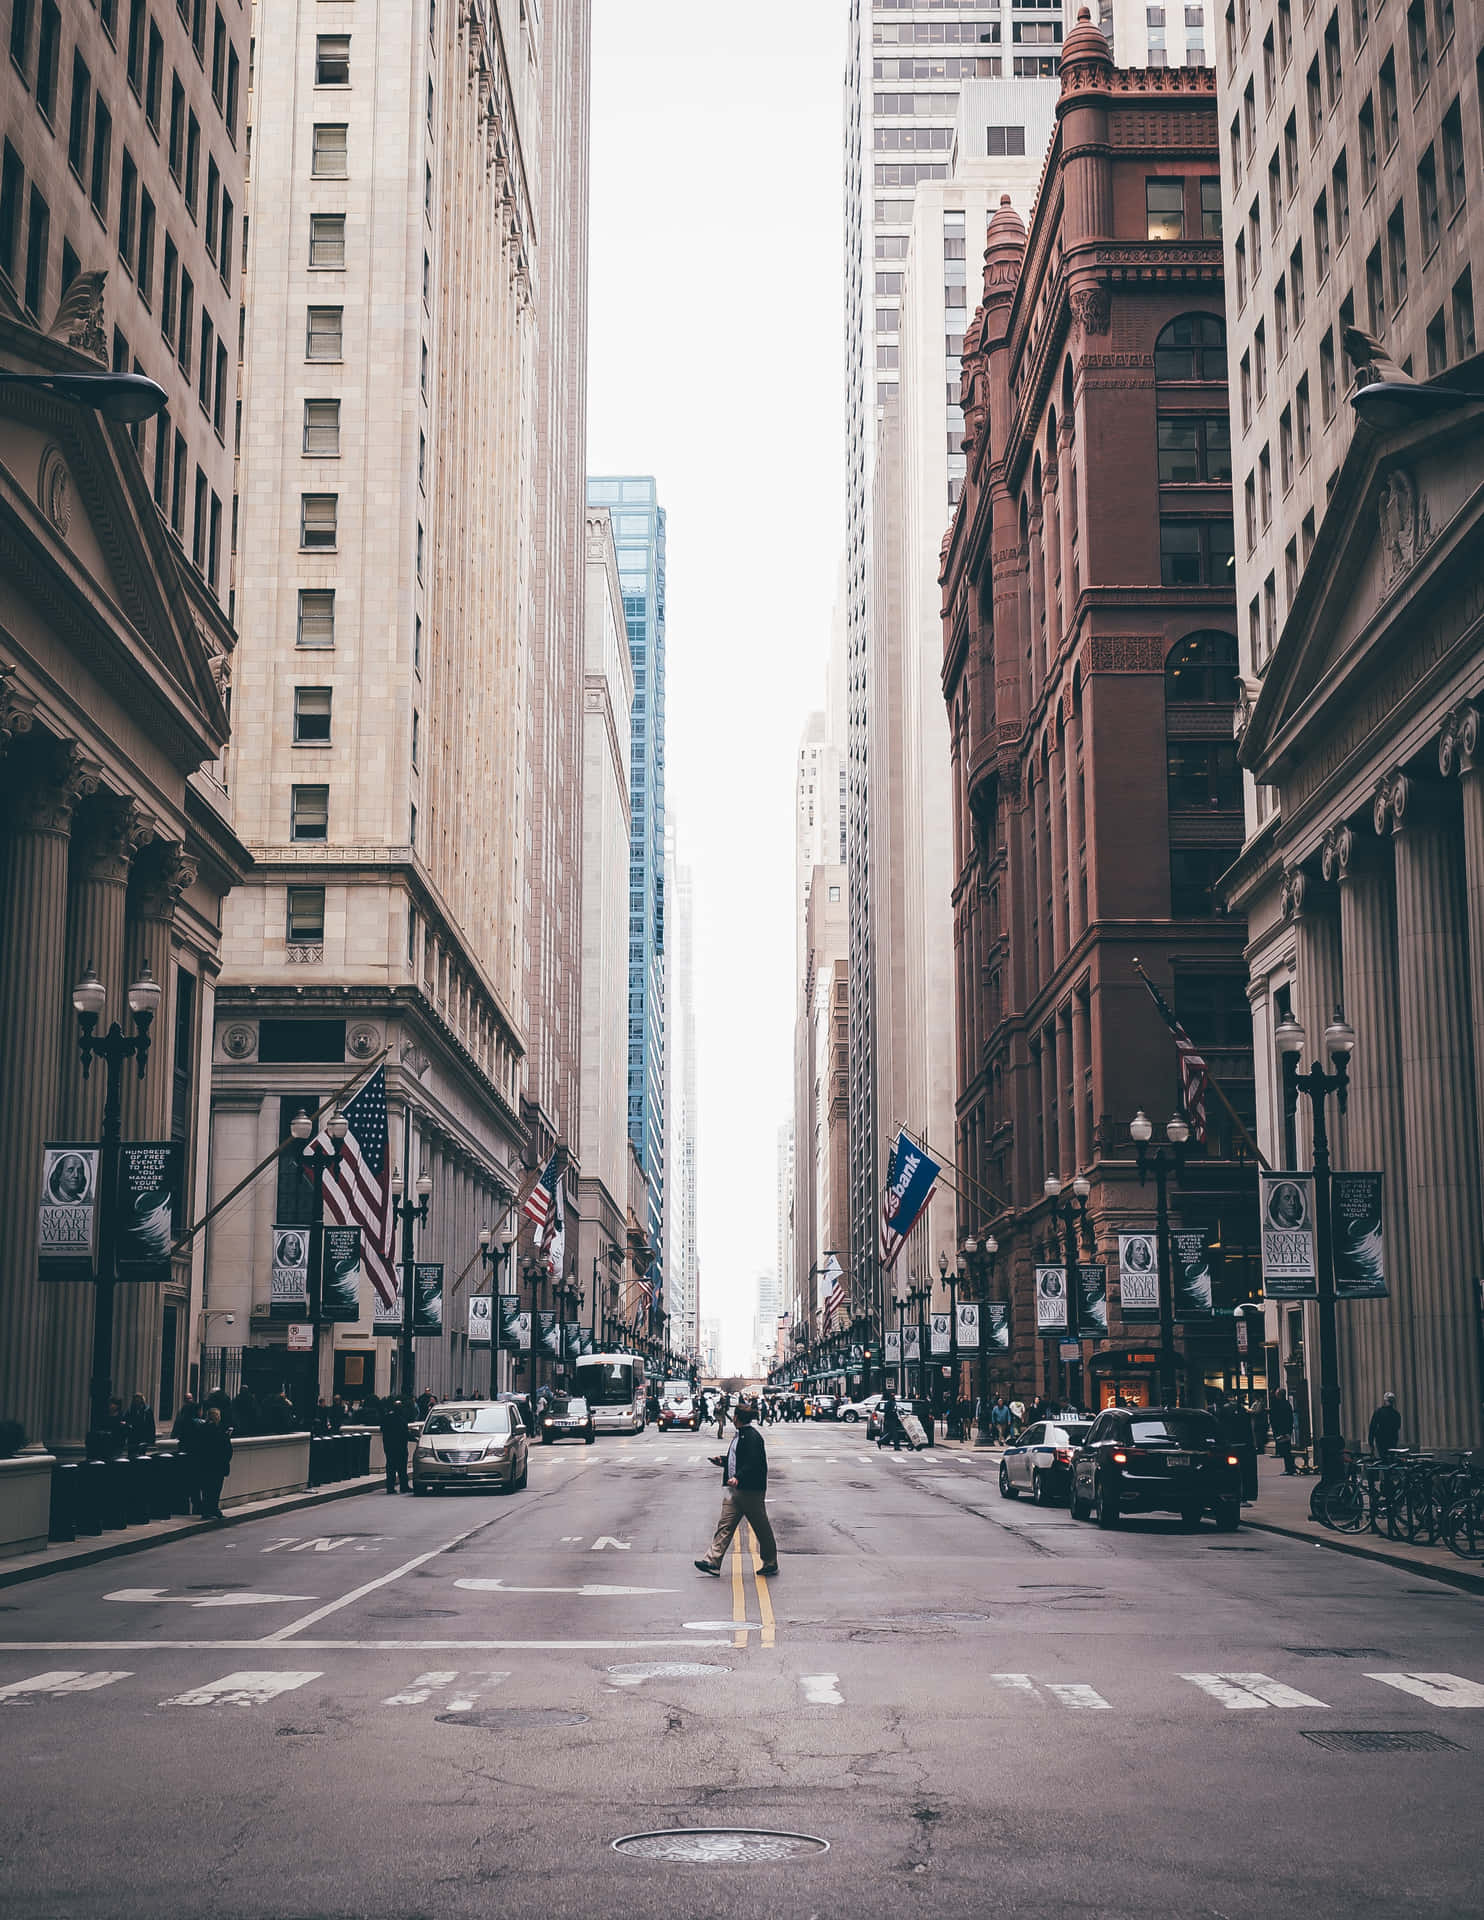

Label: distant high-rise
[667,827,699,1362]
[586,477,667,1302]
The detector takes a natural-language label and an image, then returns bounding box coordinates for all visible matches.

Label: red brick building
[940,13,1260,1411]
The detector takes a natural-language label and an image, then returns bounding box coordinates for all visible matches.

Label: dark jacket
[1269,1395,1296,1439]
[1368,1402,1402,1453]
[196,1422,233,1476]
[124,1403,156,1455]
[720,1424,767,1493]
[380,1403,412,1451]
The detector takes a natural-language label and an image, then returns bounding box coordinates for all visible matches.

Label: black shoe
[758,1564,779,1577]
[694,1559,721,1577]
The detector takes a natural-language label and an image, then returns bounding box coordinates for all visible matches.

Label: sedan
[836,1395,875,1424]
[659,1393,701,1432]
[997,1420,1091,1505]
[1070,1406,1242,1530]
[540,1394,596,1445]
[809,1394,838,1422]
[412,1401,527,1495]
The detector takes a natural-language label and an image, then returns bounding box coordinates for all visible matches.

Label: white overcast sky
[587,1,847,1370]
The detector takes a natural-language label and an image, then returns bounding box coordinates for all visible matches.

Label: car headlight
[543,1419,553,1428]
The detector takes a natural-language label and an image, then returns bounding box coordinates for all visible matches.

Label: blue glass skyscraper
[586,477,666,1302]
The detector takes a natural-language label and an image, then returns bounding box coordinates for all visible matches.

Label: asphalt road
[2,1422,1482,1919]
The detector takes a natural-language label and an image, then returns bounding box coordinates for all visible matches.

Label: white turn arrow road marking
[1182,1672,1327,1709]
[0,1670,132,1702]
[454,1580,675,1595]
[800,1673,844,1706]
[590,1537,631,1550]
[1367,1671,1484,1707]
[162,1670,322,1707]
[105,1589,314,1608]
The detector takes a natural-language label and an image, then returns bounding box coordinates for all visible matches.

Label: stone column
[1048,733,1068,967]
[1325,825,1418,1436]
[1043,458,1061,644]
[1027,508,1046,686]
[1070,991,1091,1174]
[1286,866,1345,1170]
[44,796,141,1452]
[1066,708,1086,945]
[1382,771,1484,1449]
[0,741,97,1446]
[1442,704,1484,1233]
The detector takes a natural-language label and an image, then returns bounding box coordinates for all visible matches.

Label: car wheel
[586,1433,595,1445]
[998,1462,1019,1500]
[1031,1470,1048,1506]
[412,1485,425,1497]
[1215,1498,1241,1531]
[1180,1506,1202,1530]
[1069,1483,1088,1520]
[1094,1478,1120,1529]
[843,1411,858,1423]
[541,1433,552,1445]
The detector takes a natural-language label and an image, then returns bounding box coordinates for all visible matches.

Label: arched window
[1166,630,1240,704]
[1154,312,1227,380]
[1166,630,1243,917]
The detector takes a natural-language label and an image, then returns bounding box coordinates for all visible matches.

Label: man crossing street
[695,1396,778,1578]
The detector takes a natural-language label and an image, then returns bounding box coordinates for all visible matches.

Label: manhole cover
[436,1708,589,1729]
[1284,1647,1392,1659]
[613,1829,830,1863]
[1300,1730,1463,1753]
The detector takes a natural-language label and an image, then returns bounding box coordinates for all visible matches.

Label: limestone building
[0,0,250,1451]
[207,0,541,1403]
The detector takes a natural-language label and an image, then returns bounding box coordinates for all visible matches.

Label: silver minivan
[412,1400,528,1495]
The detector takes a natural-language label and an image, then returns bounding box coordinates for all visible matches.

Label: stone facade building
[0,0,249,1449]
[941,17,1260,1410]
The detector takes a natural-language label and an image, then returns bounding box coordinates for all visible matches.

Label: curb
[1243,1514,1484,1597]
[0,1474,384,1590]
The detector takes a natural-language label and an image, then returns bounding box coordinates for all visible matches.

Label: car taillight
[1226,1453,1239,1466]
[1055,1447,1072,1465]
[1111,1450,1127,1464]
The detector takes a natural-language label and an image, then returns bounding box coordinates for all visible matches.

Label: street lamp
[73,962,162,1436]
[1278,1004,1355,1514]
[390,1165,432,1400]
[289,1105,348,1413]
[959,1231,999,1443]
[1131,1110,1190,1407]
[477,1221,516,1397]
[1045,1171,1091,1408]
[0,368,170,421]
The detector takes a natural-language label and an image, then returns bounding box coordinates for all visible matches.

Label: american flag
[1138,970,1210,1145]
[880,1137,904,1270]
[317,1066,398,1309]
[823,1279,848,1331]
[523,1151,561,1238]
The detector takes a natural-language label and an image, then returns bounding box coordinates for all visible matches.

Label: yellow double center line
[728,1526,776,1650]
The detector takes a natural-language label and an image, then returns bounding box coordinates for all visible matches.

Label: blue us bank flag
[879,1130,942,1272]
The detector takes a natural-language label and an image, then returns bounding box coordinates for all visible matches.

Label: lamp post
[1130,1110,1190,1408]
[906,1274,932,1417]
[1276,1005,1355,1513]
[1044,1171,1091,1407]
[289,1105,347,1410]
[477,1222,515,1397]
[0,368,170,420]
[72,962,163,1435]
[960,1230,999,1444]
[390,1165,432,1401]
[940,1250,959,1434]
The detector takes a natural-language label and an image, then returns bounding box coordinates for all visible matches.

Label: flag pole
[1131,956,1272,1172]
[893,1122,1010,1218]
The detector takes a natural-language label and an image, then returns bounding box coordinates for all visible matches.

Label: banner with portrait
[38,1144,100,1280]
[496,1294,522,1351]
[1332,1171,1387,1298]
[955,1302,978,1350]
[1035,1266,1069,1334]
[903,1325,921,1363]
[1172,1230,1216,1320]
[535,1308,560,1360]
[1117,1231,1160,1323]
[318,1225,362,1323]
[114,1142,183,1282]
[1260,1171,1318,1298]
[930,1312,952,1355]
[271,1225,311,1319]
[468,1294,493,1344]
[1077,1263,1109,1338]
[884,1329,901,1365]
[412,1263,444,1336]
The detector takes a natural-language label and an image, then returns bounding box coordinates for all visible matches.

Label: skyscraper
[667,826,699,1362]
[586,477,667,1305]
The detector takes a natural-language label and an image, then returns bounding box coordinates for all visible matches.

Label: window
[1243,78,1256,155]
[1302,509,1317,560]
[1353,0,1369,41]
[1268,152,1282,229]
[1358,94,1378,197]
[411,709,420,768]
[1254,320,1267,400]
[1157,415,1232,482]
[89,96,112,217]
[1153,313,1227,380]
[286,888,325,944]
[1285,536,1300,601]
[1240,351,1252,429]
[118,151,137,268]
[1147,178,1185,240]
[1290,241,1306,327]
[1324,10,1342,106]
[218,190,232,290]
[1230,114,1243,180]
[1166,631,1240,702]
[1278,0,1292,65]
[177,268,193,373]
[1306,57,1323,142]
[185,112,199,217]
[985,124,1026,155]
[0,144,22,284]
[126,0,146,89]
[291,786,329,841]
[1279,405,1294,490]
[1262,26,1276,107]
[1387,202,1408,309]
[1426,305,1448,372]
[1160,518,1235,585]
[1332,152,1349,248]
[1441,100,1465,216]
[1235,231,1247,307]
[68,52,92,180]
[136,190,155,302]
[1171,848,1239,915]
[297,588,335,647]
[191,466,207,569]
[211,7,226,105]
[312,123,348,177]
[1314,189,1331,280]
[1380,51,1398,149]
[197,311,213,410]
[316,35,350,85]
[23,185,48,319]
[303,398,340,454]
[1168,739,1242,809]
[205,156,219,258]
[1407,1,1429,93]
[1296,374,1311,462]
[306,305,342,359]
[1413,144,1440,257]
[1275,277,1289,360]
[1454,268,1476,357]
[293,685,333,748]
[1258,443,1272,525]
[213,340,227,435]
[1200,177,1222,238]
[1366,241,1386,332]
[308,213,345,267]
[35,1,59,121]
[300,493,337,549]
[1436,0,1455,43]
[1320,326,1337,418]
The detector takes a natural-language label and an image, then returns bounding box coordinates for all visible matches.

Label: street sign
[287,1323,314,1352]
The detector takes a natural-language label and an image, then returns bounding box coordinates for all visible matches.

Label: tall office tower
[666,828,699,1362]
[842,0,1072,1313]
[522,0,593,1229]
[0,0,250,1448]
[795,710,847,978]
[586,477,667,1306]
[1092,0,1211,64]
[754,1267,780,1377]
[212,0,538,1403]
[776,1121,794,1320]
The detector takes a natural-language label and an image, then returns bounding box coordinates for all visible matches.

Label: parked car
[412,1401,528,1494]
[658,1386,701,1432]
[540,1393,596,1445]
[836,1395,877,1424]
[997,1419,1092,1505]
[1069,1406,1242,1530]
[867,1397,920,1442]
[809,1394,838,1422]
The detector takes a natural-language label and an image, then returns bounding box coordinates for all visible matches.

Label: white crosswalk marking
[384,1670,458,1705]
[0,1670,131,1702]
[1366,1671,1484,1707]
[991,1673,1039,1695]
[162,1670,322,1708]
[990,1673,1109,1708]
[800,1673,843,1705]
[1182,1672,1327,1710]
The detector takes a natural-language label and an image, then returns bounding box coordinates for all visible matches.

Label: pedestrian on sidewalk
[1368,1391,1402,1462]
[1269,1387,1297,1473]
[380,1396,412,1493]
[695,1396,778,1579]
[992,1395,1012,1447]
[196,1406,232,1521]
[124,1392,156,1458]
[714,1392,730,1442]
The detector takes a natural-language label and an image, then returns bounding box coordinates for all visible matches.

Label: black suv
[1070,1407,1242,1531]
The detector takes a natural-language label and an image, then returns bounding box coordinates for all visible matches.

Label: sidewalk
[0,1472,383,1591]
[1242,1454,1484,1595]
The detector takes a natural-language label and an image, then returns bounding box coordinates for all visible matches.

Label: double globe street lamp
[1044,1171,1090,1406]
[958,1230,999,1444]
[390,1166,432,1400]
[289,1105,348,1403]
[477,1221,516,1395]
[1130,1110,1190,1407]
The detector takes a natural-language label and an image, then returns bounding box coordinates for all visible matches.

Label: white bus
[573,1352,648,1435]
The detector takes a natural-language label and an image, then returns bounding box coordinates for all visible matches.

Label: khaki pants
[703,1488,777,1568]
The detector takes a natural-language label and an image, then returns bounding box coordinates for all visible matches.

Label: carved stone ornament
[1320,824,1355,885]
[401,1042,431,1078]
[1069,285,1111,337]
[1280,867,1309,922]
[1371,776,1395,836]
[1438,701,1482,778]
[37,445,72,537]
[133,842,198,921]
[0,663,39,758]
[347,1023,381,1060]
[1373,769,1412,835]
[1377,467,1434,594]
[47,269,109,363]
[221,1023,257,1060]
[1232,681,1253,747]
